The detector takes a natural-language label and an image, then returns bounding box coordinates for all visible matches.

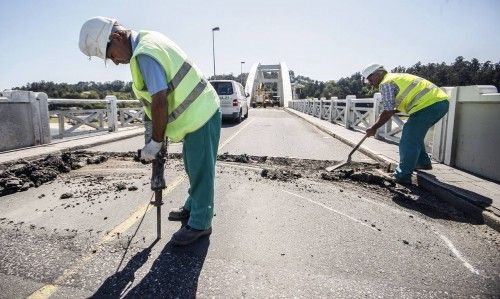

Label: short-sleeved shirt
[130,31,169,96]
[379,82,399,111]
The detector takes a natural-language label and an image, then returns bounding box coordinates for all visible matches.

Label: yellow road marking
[218,119,254,150]
[28,174,186,299]
[27,286,58,299]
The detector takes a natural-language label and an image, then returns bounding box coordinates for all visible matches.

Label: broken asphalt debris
[0,151,107,197]
[0,151,403,206]
[60,193,73,199]
[115,182,127,191]
[260,168,302,182]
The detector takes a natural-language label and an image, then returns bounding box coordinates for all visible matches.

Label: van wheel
[236,110,243,123]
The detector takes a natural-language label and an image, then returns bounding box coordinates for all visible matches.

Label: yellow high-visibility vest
[130,31,220,142]
[380,73,448,114]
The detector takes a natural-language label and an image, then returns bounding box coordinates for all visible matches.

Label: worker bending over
[362,64,449,184]
[79,17,221,245]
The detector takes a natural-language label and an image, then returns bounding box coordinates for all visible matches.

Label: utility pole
[212,27,220,77]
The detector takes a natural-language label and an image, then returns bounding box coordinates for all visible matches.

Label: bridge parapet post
[345,95,356,129]
[328,97,337,122]
[319,97,324,120]
[106,95,118,132]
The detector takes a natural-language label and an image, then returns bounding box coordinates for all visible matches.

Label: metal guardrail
[289,93,406,143]
[48,96,144,138]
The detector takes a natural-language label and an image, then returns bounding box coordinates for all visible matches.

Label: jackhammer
[138,119,166,240]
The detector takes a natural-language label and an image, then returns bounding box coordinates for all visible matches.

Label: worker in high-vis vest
[362,64,449,184]
[79,17,221,245]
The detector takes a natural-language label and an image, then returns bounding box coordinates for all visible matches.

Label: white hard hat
[361,64,385,78]
[79,16,117,60]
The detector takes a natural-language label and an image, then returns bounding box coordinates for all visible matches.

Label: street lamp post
[240,61,245,85]
[212,27,220,77]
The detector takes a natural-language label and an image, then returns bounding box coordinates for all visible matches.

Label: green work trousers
[395,100,449,181]
[182,110,221,230]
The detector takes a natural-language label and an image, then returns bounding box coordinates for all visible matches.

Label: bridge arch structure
[244,62,293,107]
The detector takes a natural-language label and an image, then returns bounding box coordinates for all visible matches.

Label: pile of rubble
[0,151,107,197]
[1,150,395,197]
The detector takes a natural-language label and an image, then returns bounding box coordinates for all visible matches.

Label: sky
[1,0,499,90]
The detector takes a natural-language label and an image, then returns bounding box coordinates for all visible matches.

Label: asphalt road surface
[0,108,499,298]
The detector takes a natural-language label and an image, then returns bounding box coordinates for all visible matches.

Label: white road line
[282,189,378,232]
[355,194,481,275]
[437,233,480,275]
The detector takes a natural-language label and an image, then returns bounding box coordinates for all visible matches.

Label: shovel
[326,135,368,172]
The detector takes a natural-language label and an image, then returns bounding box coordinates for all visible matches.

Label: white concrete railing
[289,93,407,143]
[290,86,500,182]
[0,90,51,151]
[432,85,500,182]
[48,95,144,139]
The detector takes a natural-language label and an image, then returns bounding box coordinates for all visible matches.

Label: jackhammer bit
[151,144,166,240]
[138,120,167,240]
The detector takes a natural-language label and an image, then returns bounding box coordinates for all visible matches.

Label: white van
[210,80,249,123]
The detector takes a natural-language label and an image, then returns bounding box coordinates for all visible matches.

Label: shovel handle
[347,135,368,159]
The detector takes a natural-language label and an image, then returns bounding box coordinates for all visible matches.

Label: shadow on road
[90,239,159,298]
[124,236,210,298]
[390,181,485,225]
[90,235,210,298]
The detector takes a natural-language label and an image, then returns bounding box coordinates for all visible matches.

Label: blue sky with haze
[1,0,499,90]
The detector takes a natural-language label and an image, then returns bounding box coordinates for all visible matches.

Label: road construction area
[0,109,499,298]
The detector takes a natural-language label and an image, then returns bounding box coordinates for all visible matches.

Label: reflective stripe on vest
[396,78,422,102]
[136,60,204,124]
[382,73,446,114]
[168,79,207,123]
[406,83,438,112]
[168,61,192,91]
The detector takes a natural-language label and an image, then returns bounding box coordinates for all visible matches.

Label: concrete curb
[285,108,500,232]
[0,128,144,166]
[417,173,500,232]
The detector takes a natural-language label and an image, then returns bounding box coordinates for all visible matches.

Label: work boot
[171,225,212,246]
[415,164,433,170]
[168,207,190,221]
[393,174,412,185]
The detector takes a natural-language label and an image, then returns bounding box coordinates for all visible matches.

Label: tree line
[294,57,500,99]
[13,57,500,100]
[14,80,134,100]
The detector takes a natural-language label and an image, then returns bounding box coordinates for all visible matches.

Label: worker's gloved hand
[365,127,376,137]
[141,140,163,162]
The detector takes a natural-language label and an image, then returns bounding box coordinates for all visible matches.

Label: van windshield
[211,82,233,95]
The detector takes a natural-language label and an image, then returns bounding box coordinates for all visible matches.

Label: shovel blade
[326,161,348,172]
